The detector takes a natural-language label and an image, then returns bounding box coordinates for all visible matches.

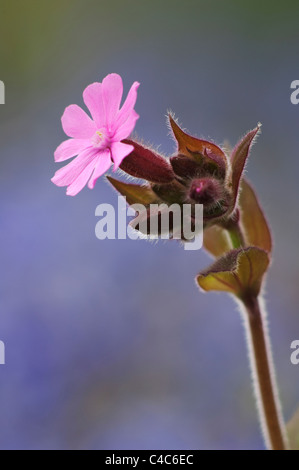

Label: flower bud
[188,178,223,205]
[112,118,261,235]
[119,139,175,184]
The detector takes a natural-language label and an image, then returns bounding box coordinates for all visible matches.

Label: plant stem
[228,221,245,248]
[242,295,289,450]
[217,211,288,449]
[223,213,245,249]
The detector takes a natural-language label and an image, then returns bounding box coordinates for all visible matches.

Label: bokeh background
[0,0,299,450]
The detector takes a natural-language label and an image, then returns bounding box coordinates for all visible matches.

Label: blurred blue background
[0,0,299,450]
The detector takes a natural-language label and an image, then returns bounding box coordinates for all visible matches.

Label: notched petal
[61,104,96,139]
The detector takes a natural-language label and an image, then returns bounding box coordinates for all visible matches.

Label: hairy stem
[241,295,289,450]
[222,213,245,249]
[228,221,245,248]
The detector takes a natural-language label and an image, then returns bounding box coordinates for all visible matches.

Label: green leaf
[287,407,299,450]
[196,247,270,298]
[239,179,272,253]
[231,125,261,205]
[107,177,159,206]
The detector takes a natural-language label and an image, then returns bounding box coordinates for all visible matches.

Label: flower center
[189,178,221,204]
[91,129,109,149]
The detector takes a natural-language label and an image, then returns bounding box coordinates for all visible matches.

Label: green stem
[222,213,245,249]
[228,221,245,248]
[241,295,289,450]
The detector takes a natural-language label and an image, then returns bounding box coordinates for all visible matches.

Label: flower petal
[61,104,96,138]
[88,149,111,189]
[51,148,99,187]
[83,82,105,128]
[102,74,123,128]
[54,138,90,162]
[111,141,134,169]
[116,81,140,127]
[113,110,139,141]
[66,158,100,196]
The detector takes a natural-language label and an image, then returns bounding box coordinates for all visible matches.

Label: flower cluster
[52,74,296,451]
[52,73,272,300]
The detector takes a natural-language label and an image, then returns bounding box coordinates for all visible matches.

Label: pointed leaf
[119,139,175,184]
[203,225,233,257]
[231,125,261,205]
[107,176,159,206]
[168,115,227,175]
[287,407,299,450]
[196,247,270,298]
[239,179,272,253]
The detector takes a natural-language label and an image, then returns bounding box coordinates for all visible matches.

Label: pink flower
[52,73,140,196]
